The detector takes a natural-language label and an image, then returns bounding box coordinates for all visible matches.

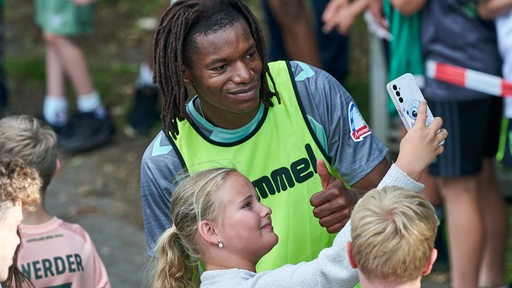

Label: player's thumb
[317,159,334,189]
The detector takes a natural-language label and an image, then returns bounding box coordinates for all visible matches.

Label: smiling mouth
[261,220,273,230]
[230,82,259,95]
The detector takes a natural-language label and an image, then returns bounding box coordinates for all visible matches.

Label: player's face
[0,202,22,281]
[217,172,278,265]
[184,20,263,129]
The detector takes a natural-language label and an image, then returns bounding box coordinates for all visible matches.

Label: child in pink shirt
[0,115,111,288]
[18,218,110,287]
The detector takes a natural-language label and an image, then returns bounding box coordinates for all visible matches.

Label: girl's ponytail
[152,226,200,288]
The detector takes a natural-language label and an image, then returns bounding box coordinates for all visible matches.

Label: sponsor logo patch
[348,101,371,142]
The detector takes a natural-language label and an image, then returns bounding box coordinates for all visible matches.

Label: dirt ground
[1,1,458,287]
[45,136,152,287]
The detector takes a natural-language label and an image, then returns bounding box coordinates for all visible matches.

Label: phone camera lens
[392,85,397,91]
[395,91,401,97]
[398,97,403,103]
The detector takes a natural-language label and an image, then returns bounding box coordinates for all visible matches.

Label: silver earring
[217,240,224,248]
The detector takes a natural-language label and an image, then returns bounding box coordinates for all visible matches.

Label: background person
[125,2,171,137]
[0,115,111,287]
[400,1,508,287]
[478,1,512,169]
[35,0,115,152]
[262,0,350,84]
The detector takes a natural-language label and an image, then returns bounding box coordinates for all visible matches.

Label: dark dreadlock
[153,0,280,139]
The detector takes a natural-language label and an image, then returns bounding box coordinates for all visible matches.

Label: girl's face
[183,20,263,129]
[217,172,278,265]
[0,202,22,281]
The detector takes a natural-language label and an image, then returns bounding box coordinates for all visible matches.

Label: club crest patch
[348,101,371,142]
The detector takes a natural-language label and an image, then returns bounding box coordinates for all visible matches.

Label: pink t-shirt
[18,217,111,288]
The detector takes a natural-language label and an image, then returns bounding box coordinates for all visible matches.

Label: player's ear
[183,67,191,85]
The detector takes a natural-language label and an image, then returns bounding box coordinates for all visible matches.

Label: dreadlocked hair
[153,0,280,139]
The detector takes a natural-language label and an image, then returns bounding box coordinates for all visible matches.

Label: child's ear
[422,248,438,276]
[346,242,358,269]
[53,159,61,177]
[197,220,220,246]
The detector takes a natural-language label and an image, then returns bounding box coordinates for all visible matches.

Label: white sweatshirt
[200,164,423,288]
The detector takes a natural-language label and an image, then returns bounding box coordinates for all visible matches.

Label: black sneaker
[58,110,116,153]
[40,115,73,140]
[125,85,159,137]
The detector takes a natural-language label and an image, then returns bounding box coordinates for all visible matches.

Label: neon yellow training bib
[171,61,337,271]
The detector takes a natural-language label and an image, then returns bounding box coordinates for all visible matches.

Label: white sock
[77,91,106,118]
[136,62,156,87]
[43,96,68,127]
[77,91,102,112]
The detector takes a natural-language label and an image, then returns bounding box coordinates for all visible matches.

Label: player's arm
[477,0,512,20]
[350,158,390,190]
[389,0,426,16]
[310,102,446,233]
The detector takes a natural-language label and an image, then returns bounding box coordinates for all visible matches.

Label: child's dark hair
[153,0,279,139]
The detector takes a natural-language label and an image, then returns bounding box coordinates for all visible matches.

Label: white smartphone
[386,73,435,131]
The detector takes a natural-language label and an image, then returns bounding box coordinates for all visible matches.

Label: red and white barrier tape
[426,60,512,97]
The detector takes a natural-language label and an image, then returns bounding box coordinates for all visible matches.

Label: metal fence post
[369,33,392,149]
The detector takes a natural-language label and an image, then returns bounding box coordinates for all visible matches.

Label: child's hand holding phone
[387,73,448,179]
[395,101,447,180]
